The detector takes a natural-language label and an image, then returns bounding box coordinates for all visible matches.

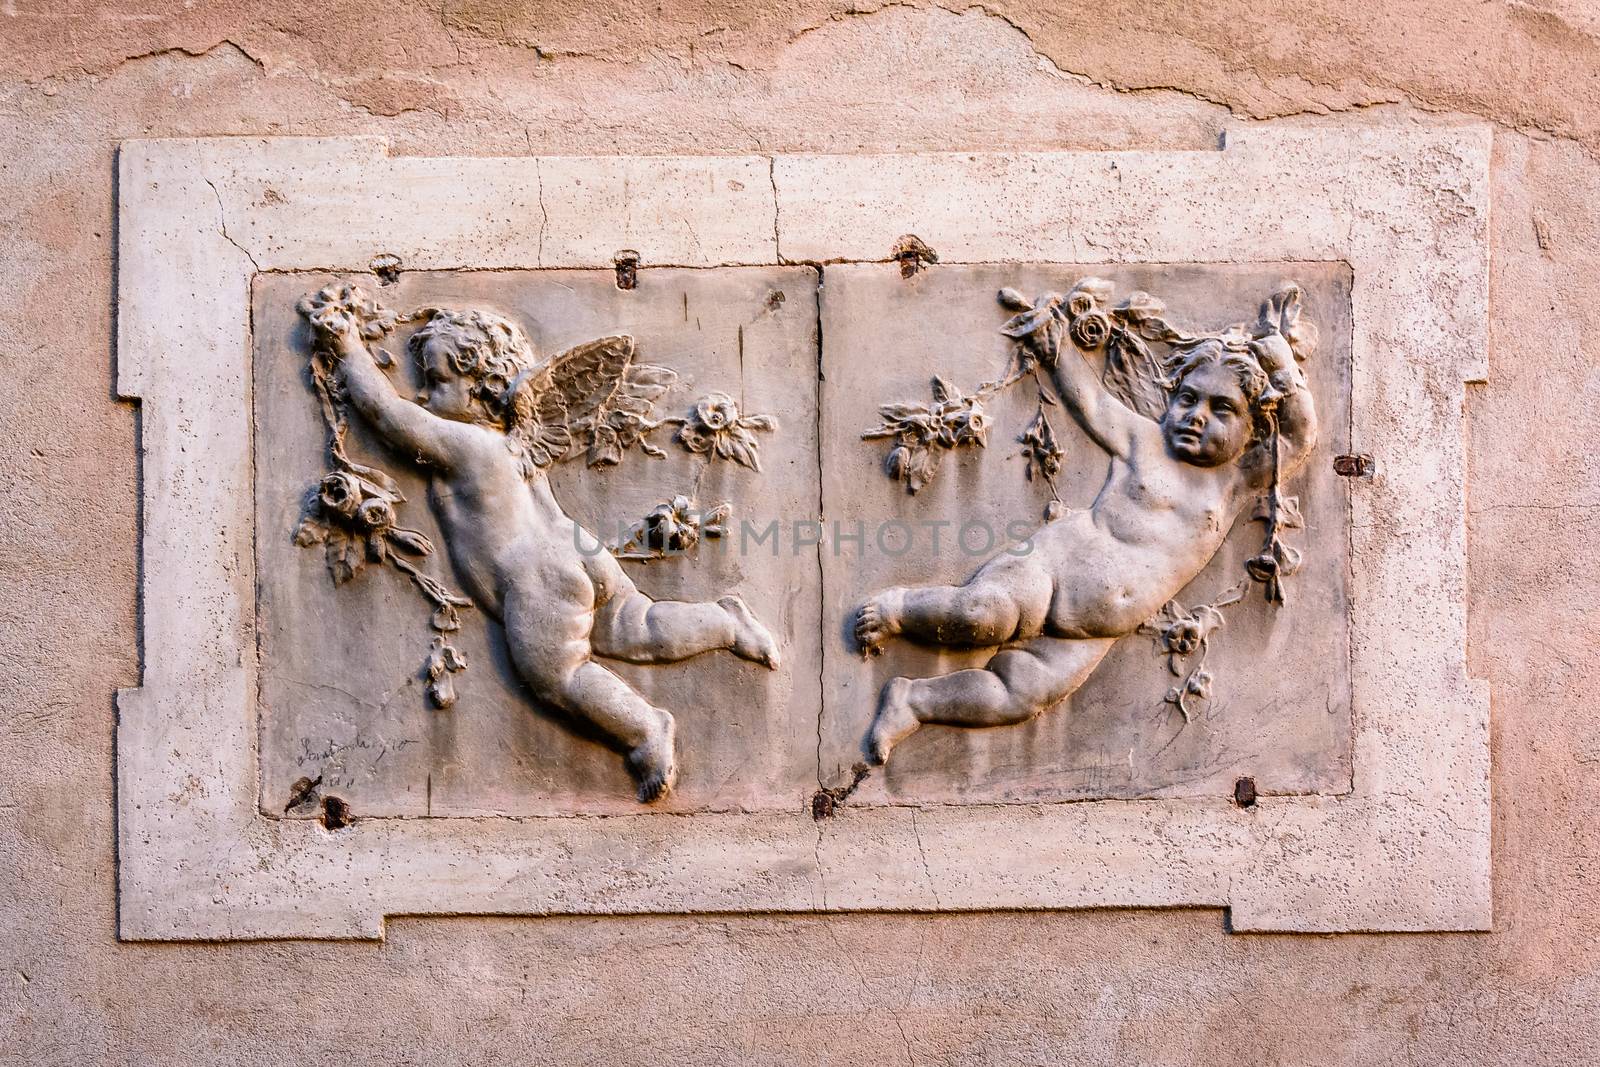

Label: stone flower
[357,496,395,532]
[318,471,363,519]
[425,636,468,710]
[1069,309,1112,350]
[642,495,703,554]
[296,284,399,345]
[1138,590,1245,722]
[676,392,777,471]
[933,394,989,449]
[864,377,990,494]
[612,496,731,560]
[1019,409,1063,482]
[1145,601,1226,674]
[1246,538,1304,604]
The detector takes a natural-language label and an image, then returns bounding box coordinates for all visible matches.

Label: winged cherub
[300,288,780,802]
[854,279,1318,764]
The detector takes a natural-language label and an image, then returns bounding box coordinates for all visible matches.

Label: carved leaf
[999,306,1057,339]
[293,517,328,547]
[1251,494,1305,530]
[931,376,963,405]
[997,287,1033,311]
[324,529,363,585]
[385,526,435,557]
[904,444,944,493]
[1115,291,1188,344]
[431,602,462,632]
[721,428,763,471]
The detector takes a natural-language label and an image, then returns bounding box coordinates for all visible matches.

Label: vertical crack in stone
[812,263,828,795]
[533,155,549,268]
[910,808,942,909]
[767,155,782,263]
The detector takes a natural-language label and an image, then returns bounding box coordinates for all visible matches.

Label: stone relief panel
[254,268,820,817]
[260,262,1350,818]
[820,263,1353,806]
[118,135,1488,937]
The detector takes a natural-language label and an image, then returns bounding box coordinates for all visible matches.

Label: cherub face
[415,337,479,423]
[1161,361,1251,467]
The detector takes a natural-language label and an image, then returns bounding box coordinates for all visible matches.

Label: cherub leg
[591,582,781,670]
[866,635,1115,764]
[503,589,679,802]
[855,566,1051,655]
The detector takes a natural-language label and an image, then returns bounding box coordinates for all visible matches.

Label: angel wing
[1102,292,1196,422]
[508,335,678,470]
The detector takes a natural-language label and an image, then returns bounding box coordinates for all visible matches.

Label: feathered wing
[1100,330,1169,422]
[1102,292,1193,423]
[511,335,678,470]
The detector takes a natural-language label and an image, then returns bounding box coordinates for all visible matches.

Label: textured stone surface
[2,2,1598,1062]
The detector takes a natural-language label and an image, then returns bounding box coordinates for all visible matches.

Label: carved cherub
[299,288,781,802]
[855,280,1318,763]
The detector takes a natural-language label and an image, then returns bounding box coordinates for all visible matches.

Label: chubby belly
[994,509,1224,638]
[431,492,618,621]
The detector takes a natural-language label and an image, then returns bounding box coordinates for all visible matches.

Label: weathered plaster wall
[1,3,1596,1063]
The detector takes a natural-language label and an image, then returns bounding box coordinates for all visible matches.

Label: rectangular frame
[117,130,1490,938]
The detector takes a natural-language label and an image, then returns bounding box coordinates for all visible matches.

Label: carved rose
[1164,618,1203,657]
[644,495,699,553]
[319,472,363,519]
[612,495,730,560]
[1069,310,1112,350]
[676,393,777,471]
[934,400,989,449]
[358,497,395,532]
[694,395,737,432]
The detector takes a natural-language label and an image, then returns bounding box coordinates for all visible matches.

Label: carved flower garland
[296,287,473,709]
[862,376,992,493]
[1137,587,1244,721]
[673,393,777,471]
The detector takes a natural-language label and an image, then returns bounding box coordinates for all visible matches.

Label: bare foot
[866,676,920,765]
[719,595,782,670]
[626,716,678,803]
[854,589,904,657]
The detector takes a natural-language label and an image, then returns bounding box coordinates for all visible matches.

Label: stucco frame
[117,129,1489,939]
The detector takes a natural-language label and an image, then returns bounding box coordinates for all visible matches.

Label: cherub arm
[1271,364,1318,472]
[1045,339,1144,458]
[1253,284,1320,475]
[333,331,474,469]
[1249,330,1318,477]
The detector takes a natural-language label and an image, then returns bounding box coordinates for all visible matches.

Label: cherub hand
[296,284,399,359]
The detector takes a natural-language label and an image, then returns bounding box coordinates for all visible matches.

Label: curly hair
[1165,338,1272,442]
[406,309,537,429]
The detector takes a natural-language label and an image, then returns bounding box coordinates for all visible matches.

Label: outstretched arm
[333,332,471,469]
[1046,339,1142,458]
[1252,336,1318,476]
